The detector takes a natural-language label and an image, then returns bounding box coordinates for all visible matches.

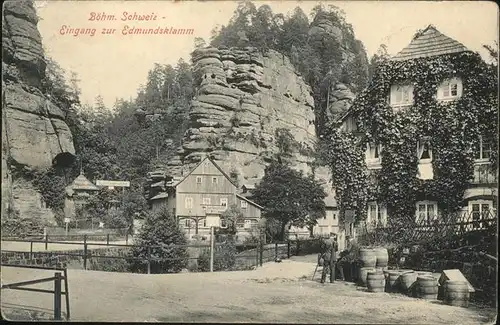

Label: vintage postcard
[1,0,498,323]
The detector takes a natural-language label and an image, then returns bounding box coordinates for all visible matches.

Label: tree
[218,204,244,235]
[252,161,327,241]
[130,207,189,273]
[369,44,390,80]
[194,37,206,49]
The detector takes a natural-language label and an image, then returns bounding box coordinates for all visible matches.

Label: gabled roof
[71,173,99,191]
[173,155,239,188]
[236,193,264,210]
[150,192,168,201]
[391,25,471,61]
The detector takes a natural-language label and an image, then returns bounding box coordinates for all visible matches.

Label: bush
[130,208,189,273]
[198,241,237,272]
[89,249,133,272]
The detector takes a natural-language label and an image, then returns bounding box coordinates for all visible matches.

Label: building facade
[151,156,263,241]
[338,25,498,233]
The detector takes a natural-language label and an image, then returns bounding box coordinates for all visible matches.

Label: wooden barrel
[367,271,386,293]
[444,281,470,307]
[359,248,377,267]
[416,271,432,277]
[417,276,438,300]
[374,248,389,268]
[400,271,417,291]
[387,271,402,292]
[358,267,376,286]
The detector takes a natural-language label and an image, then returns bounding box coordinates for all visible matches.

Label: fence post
[30,241,33,262]
[45,233,48,251]
[83,235,87,270]
[209,226,214,272]
[125,232,129,245]
[287,240,291,259]
[54,272,62,320]
[297,240,301,256]
[275,242,278,260]
[106,234,110,246]
[63,268,70,320]
[259,239,263,267]
[147,246,151,274]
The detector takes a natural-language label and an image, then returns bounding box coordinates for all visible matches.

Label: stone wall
[2,1,76,224]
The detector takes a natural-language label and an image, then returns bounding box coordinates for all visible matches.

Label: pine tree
[131,207,189,273]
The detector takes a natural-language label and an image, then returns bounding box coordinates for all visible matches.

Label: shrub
[89,248,132,272]
[198,241,237,272]
[130,208,189,273]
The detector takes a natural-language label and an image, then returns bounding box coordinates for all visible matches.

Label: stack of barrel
[386,269,439,299]
[358,248,388,292]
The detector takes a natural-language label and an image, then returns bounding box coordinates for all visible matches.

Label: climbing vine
[317,128,368,226]
[345,50,498,225]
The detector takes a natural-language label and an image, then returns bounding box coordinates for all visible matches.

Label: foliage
[218,204,244,235]
[0,210,46,237]
[30,167,68,225]
[210,2,369,135]
[130,208,189,273]
[89,248,133,273]
[252,160,327,241]
[317,129,368,225]
[198,241,237,272]
[323,47,498,231]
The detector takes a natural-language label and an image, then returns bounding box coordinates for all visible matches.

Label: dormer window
[196,176,202,184]
[390,84,414,110]
[437,77,462,101]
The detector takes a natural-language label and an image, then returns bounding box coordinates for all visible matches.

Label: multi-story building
[151,156,263,241]
[338,25,497,233]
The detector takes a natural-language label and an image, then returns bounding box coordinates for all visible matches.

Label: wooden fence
[1,237,321,274]
[357,210,497,246]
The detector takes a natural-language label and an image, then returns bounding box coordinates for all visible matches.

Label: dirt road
[1,255,496,323]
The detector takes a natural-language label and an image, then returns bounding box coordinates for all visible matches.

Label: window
[220,218,227,228]
[212,177,218,184]
[415,201,438,223]
[474,136,492,161]
[367,202,387,226]
[196,176,202,184]
[220,198,228,207]
[202,197,211,206]
[333,213,336,220]
[366,142,382,166]
[185,197,193,209]
[244,219,251,229]
[241,200,248,209]
[199,219,207,227]
[417,139,433,162]
[437,77,462,100]
[390,84,413,108]
[469,200,493,229]
[185,219,191,227]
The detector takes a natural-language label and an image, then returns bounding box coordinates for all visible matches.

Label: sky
[34,0,498,108]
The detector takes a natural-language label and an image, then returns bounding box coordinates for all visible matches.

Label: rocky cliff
[2,1,75,225]
[309,11,368,126]
[165,47,319,186]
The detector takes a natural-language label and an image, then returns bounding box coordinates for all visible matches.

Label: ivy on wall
[322,51,497,227]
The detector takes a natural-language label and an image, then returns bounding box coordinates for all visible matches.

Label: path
[0,255,496,323]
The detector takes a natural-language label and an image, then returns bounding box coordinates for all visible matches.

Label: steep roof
[236,193,264,210]
[391,25,471,61]
[71,173,99,191]
[172,155,239,189]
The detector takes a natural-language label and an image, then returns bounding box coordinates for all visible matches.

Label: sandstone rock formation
[166,47,318,186]
[309,11,368,127]
[2,1,76,225]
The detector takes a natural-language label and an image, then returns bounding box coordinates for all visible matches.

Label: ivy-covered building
[334,25,498,232]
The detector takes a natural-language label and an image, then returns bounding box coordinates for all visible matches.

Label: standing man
[320,232,340,283]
